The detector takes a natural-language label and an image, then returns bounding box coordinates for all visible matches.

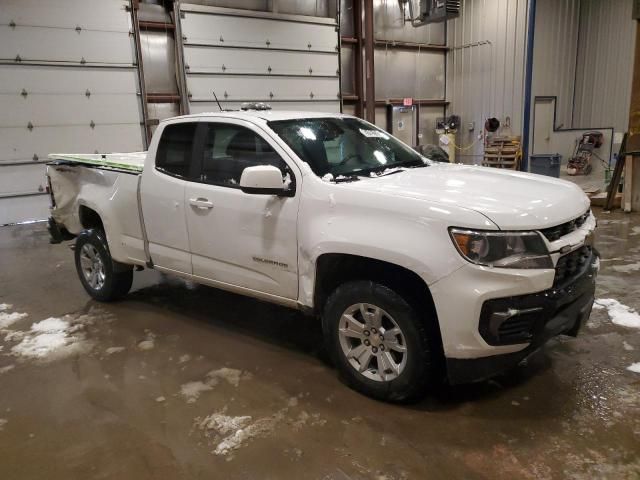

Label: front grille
[541,210,590,242]
[554,245,592,288]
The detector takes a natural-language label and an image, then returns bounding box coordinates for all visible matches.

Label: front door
[184,120,300,299]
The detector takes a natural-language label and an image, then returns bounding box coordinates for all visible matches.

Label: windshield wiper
[371,168,406,177]
[356,165,406,178]
[333,174,360,183]
[408,161,430,168]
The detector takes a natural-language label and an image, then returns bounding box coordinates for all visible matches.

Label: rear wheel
[323,280,435,403]
[74,229,133,302]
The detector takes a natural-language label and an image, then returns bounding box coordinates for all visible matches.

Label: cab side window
[200,124,286,187]
[156,122,198,179]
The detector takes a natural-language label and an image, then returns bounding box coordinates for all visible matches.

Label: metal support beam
[353,0,364,118]
[174,2,191,116]
[363,0,375,123]
[629,22,640,210]
[373,39,448,52]
[521,0,536,172]
[628,22,640,154]
[130,0,151,148]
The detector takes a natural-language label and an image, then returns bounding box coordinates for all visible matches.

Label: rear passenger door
[184,119,300,300]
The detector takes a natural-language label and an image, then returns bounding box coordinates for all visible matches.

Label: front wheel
[322,281,435,403]
[74,229,133,302]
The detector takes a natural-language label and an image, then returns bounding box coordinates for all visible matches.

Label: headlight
[449,228,553,269]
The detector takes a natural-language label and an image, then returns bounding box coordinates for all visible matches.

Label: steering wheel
[337,152,363,167]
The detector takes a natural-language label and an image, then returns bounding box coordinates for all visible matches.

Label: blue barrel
[529,154,561,177]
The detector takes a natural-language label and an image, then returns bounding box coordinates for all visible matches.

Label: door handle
[189,197,214,209]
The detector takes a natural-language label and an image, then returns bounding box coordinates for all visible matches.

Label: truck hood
[343,163,590,229]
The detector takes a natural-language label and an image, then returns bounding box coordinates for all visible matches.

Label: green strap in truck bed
[47,152,146,173]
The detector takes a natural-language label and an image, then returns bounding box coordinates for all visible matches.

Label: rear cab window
[156,122,198,179]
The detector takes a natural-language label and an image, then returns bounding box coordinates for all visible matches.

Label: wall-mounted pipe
[521,0,537,171]
[363,0,375,122]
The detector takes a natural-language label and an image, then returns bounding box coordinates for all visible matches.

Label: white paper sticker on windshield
[359,129,389,139]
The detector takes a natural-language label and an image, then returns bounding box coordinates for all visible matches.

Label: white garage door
[0,0,144,225]
[178,4,341,114]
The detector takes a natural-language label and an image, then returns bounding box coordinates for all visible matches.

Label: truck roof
[162,110,350,124]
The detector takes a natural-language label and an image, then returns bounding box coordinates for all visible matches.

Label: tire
[322,280,434,403]
[74,229,133,302]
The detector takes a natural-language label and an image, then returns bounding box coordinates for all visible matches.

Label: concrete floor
[0,209,639,479]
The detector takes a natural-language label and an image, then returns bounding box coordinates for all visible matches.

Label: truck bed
[48,152,146,173]
[47,154,147,266]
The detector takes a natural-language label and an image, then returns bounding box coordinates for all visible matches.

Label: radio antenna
[212,91,223,111]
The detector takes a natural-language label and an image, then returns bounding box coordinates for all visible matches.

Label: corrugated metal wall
[573,0,636,132]
[373,0,445,44]
[532,0,581,130]
[446,0,530,163]
[373,0,447,146]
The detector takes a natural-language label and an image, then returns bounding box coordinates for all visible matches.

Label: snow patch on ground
[180,367,251,403]
[208,367,249,387]
[180,381,213,403]
[197,410,284,456]
[200,412,252,436]
[0,304,12,311]
[197,399,326,456]
[0,419,6,431]
[0,311,28,330]
[178,354,191,363]
[105,346,125,355]
[291,411,326,430]
[627,363,640,373]
[10,317,87,359]
[137,331,155,351]
[1,309,102,361]
[611,262,640,273]
[31,317,68,333]
[0,365,15,375]
[623,341,634,351]
[594,298,640,329]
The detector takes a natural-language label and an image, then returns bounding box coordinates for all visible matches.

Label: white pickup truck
[47,110,599,402]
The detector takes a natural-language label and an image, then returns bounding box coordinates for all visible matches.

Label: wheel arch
[313,253,444,358]
[77,205,130,271]
[78,204,105,232]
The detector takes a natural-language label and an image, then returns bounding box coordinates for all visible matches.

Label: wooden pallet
[482,136,521,170]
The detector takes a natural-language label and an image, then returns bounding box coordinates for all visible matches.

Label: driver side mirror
[239,165,293,197]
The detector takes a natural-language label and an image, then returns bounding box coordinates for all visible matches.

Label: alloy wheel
[338,303,408,382]
[79,243,106,290]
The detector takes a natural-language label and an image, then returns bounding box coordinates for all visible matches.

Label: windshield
[268,117,428,179]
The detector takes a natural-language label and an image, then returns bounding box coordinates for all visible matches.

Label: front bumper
[446,248,599,384]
